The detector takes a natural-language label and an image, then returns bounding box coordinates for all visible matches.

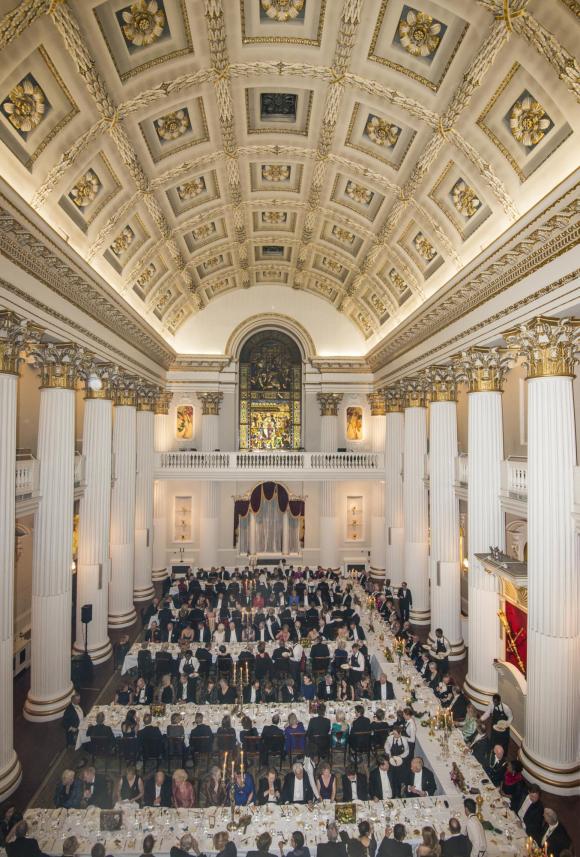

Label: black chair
[141,738,165,773]
[137,650,154,681]
[216,731,237,755]
[261,733,285,768]
[119,736,140,767]
[308,733,331,765]
[189,734,213,771]
[348,730,371,771]
[241,735,262,771]
[311,656,330,677]
[166,736,187,773]
[90,736,119,773]
[330,732,348,766]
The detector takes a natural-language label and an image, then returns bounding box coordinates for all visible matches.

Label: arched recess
[225,313,316,363]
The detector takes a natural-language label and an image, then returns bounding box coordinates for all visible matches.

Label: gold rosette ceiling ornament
[70,170,101,208]
[122,0,166,47]
[398,9,441,58]
[365,116,400,148]
[451,180,481,218]
[156,110,189,142]
[260,0,305,23]
[509,96,551,147]
[2,79,46,133]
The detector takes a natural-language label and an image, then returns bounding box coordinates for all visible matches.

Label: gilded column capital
[197,391,223,416]
[503,316,580,379]
[80,361,115,399]
[453,346,513,393]
[31,342,86,389]
[0,310,43,375]
[154,390,173,415]
[317,392,343,416]
[401,378,427,408]
[367,391,387,416]
[382,387,404,413]
[423,365,458,402]
[136,383,159,412]
[112,374,138,407]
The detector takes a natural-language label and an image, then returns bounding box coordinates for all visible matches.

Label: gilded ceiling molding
[224,313,316,363]
[0,0,49,52]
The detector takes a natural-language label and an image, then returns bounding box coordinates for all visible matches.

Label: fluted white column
[73,374,113,663]
[426,368,464,659]
[134,392,155,601]
[152,393,172,581]
[25,344,84,721]
[318,393,343,570]
[0,310,28,796]
[505,318,580,795]
[198,392,222,569]
[458,347,511,707]
[402,383,430,624]
[109,386,137,628]
[368,393,387,582]
[385,391,404,586]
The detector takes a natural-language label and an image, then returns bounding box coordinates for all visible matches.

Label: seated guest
[167,712,185,739]
[342,820,376,857]
[501,759,524,802]
[246,832,276,857]
[216,646,233,675]
[281,678,298,703]
[539,809,571,857]
[426,662,442,691]
[202,767,226,807]
[172,769,195,808]
[332,642,348,673]
[198,678,218,705]
[79,766,109,808]
[317,674,336,701]
[5,821,48,857]
[115,683,132,705]
[189,712,213,755]
[169,834,197,857]
[62,693,84,747]
[316,823,348,857]
[336,676,355,702]
[158,674,175,704]
[54,770,81,809]
[176,672,196,704]
[486,744,507,787]
[114,765,144,804]
[243,679,262,704]
[63,837,79,857]
[355,675,373,701]
[377,824,412,857]
[260,715,285,765]
[316,762,336,801]
[373,673,395,702]
[216,677,237,705]
[403,757,436,797]
[349,620,366,642]
[256,768,282,805]
[331,711,349,748]
[419,827,441,857]
[300,674,316,701]
[440,818,472,857]
[468,723,490,767]
[144,770,172,807]
[155,644,174,678]
[0,807,23,846]
[448,684,468,721]
[369,755,399,801]
[306,702,331,753]
[138,713,163,751]
[240,715,259,750]
[341,767,368,802]
[262,680,278,703]
[133,677,154,706]
[280,831,311,857]
[87,711,114,748]
[216,715,237,751]
[460,704,478,743]
[514,784,544,844]
[140,835,156,857]
[284,713,306,756]
[145,621,161,643]
[371,709,390,751]
[281,762,315,804]
[230,770,255,806]
[350,704,372,739]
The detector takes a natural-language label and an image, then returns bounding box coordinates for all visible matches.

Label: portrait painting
[176,404,193,439]
[346,406,363,441]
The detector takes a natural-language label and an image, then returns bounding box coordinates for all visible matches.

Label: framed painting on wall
[346,406,363,441]
[176,404,193,440]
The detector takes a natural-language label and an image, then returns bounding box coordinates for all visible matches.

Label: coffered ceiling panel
[0,0,578,346]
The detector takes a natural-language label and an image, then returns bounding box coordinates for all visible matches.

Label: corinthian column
[134,385,156,601]
[456,347,512,707]
[197,392,223,569]
[318,392,343,570]
[424,366,464,659]
[402,379,430,624]
[385,388,404,586]
[0,311,40,795]
[24,343,85,721]
[368,392,387,583]
[152,392,172,582]
[108,378,137,628]
[73,364,113,664]
[504,317,580,795]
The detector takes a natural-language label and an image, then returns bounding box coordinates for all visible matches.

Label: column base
[519,742,580,797]
[152,567,169,582]
[369,566,386,583]
[108,608,137,629]
[72,638,112,665]
[133,584,155,602]
[463,675,496,710]
[24,683,73,722]
[0,751,22,802]
[409,607,431,626]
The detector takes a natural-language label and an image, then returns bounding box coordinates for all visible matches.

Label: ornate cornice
[0,195,175,370]
[169,355,232,372]
[503,316,580,379]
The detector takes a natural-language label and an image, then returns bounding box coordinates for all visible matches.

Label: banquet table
[19,795,526,857]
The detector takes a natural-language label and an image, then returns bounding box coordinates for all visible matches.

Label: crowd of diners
[1,565,573,857]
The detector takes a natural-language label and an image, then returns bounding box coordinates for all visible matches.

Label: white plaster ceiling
[0,0,578,353]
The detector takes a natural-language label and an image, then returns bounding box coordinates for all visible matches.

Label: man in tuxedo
[224,621,240,643]
[216,678,237,705]
[448,685,468,722]
[189,713,213,756]
[86,712,114,749]
[176,673,197,703]
[350,705,372,739]
[79,766,109,808]
[514,785,544,845]
[5,821,48,857]
[377,824,413,857]
[62,693,84,747]
[539,809,571,857]
[316,822,348,857]
[138,714,163,753]
[397,583,412,623]
[310,637,330,674]
[143,770,172,807]
[317,674,336,701]
[281,762,315,804]
[373,673,395,701]
[260,714,285,765]
[440,818,472,857]
[403,757,436,797]
[243,679,263,704]
[306,702,331,754]
[254,620,273,642]
[469,724,490,768]
[486,744,507,787]
[369,755,399,800]
[349,620,366,642]
[341,767,368,802]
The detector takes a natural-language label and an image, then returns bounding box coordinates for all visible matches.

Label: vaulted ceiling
[0,0,578,347]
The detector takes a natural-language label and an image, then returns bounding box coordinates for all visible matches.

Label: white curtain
[237,496,302,555]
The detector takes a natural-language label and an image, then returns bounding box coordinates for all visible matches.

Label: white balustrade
[15,455,39,500]
[156,450,383,478]
[502,456,528,498]
[74,452,85,486]
[454,453,469,485]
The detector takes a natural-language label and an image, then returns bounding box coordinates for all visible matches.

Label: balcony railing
[455,453,469,486]
[15,454,39,500]
[156,450,384,477]
[501,456,528,499]
[74,452,85,486]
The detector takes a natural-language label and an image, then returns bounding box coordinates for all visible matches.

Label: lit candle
[240,750,244,775]
[231,759,235,781]
[223,751,228,779]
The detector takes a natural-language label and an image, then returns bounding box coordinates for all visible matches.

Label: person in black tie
[486,744,507,787]
[513,784,544,845]
[369,755,399,800]
[377,824,413,857]
[439,818,472,857]
[316,823,348,857]
[341,767,368,802]
[397,583,412,623]
[539,809,571,857]
[243,679,262,704]
[317,674,336,701]
[310,637,330,674]
[348,621,366,642]
[62,693,84,747]
[373,673,395,701]
[143,770,172,808]
[260,714,285,765]
[403,757,436,797]
[306,702,331,755]
[4,821,49,857]
[216,677,237,705]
